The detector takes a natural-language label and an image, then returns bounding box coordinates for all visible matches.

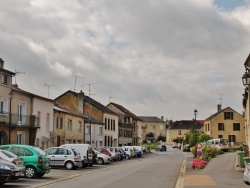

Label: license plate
[15,172,20,176]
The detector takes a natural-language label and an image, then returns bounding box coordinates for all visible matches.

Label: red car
[95,147,113,161]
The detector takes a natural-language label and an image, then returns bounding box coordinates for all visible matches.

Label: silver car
[0,149,25,174]
[45,147,82,170]
[93,149,111,165]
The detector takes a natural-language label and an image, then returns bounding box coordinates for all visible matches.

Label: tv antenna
[44,83,55,99]
[109,96,114,103]
[82,83,99,96]
[14,69,25,84]
[218,94,226,106]
[71,75,84,92]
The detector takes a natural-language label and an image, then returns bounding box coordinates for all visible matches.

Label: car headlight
[0,164,11,170]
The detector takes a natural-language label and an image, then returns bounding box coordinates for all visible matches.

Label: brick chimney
[217,104,222,112]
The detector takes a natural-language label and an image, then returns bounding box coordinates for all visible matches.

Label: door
[54,148,69,166]
[18,102,26,125]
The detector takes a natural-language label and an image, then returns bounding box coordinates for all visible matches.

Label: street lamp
[8,90,13,144]
[193,109,198,146]
[242,71,250,87]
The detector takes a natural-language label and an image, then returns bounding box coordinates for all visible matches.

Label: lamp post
[8,91,13,144]
[242,71,250,87]
[194,109,198,145]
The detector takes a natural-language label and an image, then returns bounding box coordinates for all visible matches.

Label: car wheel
[97,158,104,165]
[65,161,74,170]
[126,154,131,160]
[36,172,45,178]
[24,166,36,178]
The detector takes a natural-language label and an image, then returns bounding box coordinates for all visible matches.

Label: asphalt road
[2,147,185,188]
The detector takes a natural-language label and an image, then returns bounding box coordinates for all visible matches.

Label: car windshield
[33,147,46,155]
[220,139,228,145]
[93,149,100,154]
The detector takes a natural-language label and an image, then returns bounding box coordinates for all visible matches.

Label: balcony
[0,113,39,127]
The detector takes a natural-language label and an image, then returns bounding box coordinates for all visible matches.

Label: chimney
[78,90,85,113]
[0,58,4,69]
[217,104,221,112]
[161,116,164,121]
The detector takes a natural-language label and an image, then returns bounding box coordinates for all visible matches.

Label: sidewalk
[178,152,248,188]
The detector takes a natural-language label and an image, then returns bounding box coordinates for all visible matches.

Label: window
[17,132,25,144]
[18,102,26,125]
[46,113,50,130]
[67,120,72,131]
[224,112,233,120]
[86,125,91,134]
[108,119,110,130]
[98,126,103,135]
[218,123,224,131]
[77,121,82,131]
[233,123,240,131]
[153,125,156,129]
[1,73,8,85]
[119,129,123,137]
[105,118,107,129]
[160,125,163,130]
[60,118,63,129]
[218,135,223,138]
[10,146,24,156]
[37,111,41,128]
[24,148,33,156]
[0,98,7,114]
[113,120,115,131]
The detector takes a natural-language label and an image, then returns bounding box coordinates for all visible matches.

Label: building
[167,120,203,144]
[204,105,245,145]
[107,102,142,146]
[138,116,166,143]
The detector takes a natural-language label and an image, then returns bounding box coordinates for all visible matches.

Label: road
[2,147,184,188]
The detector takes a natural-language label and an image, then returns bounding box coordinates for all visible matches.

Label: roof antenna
[109,96,114,102]
[82,83,99,96]
[218,94,226,106]
[14,69,25,84]
[44,83,55,99]
[71,75,84,92]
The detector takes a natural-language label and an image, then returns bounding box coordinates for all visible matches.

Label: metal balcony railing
[0,113,39,127]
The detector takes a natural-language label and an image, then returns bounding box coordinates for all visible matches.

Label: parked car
[206,138,229,152]
[95,147,113,161]
[0,145,51,178]
[135,149,142,157]
[172,142,178,148]
[133,146,144,155]
[0,149,25,174]
[60,144,93,168]
[122,146,135,159]
[0,158,20,185]
[92,149,111,165]
[182,144,190,152]
[106,147,119,161]
[156,145,167,152]
[117,147,126,160]
[45,147,82,170]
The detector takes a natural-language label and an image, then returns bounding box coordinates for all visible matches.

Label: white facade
[33,98,54,149]
[103,113,119,147]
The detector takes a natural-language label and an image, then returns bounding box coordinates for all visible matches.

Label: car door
[54,148,69,166]
[45,148,57,166]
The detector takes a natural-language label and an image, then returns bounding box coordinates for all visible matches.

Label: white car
[45,147,82,170]
[0,149,25,174]
[244,163,250,185]
[93,149,111,165]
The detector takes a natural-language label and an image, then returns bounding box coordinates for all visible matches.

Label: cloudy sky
[1,0,250,121]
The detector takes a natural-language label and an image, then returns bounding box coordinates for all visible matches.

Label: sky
[1,0,250,121]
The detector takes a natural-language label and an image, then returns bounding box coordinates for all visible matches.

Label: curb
[175,155,187,188]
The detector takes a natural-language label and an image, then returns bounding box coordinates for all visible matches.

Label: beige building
[204,105,245,145]
[139,116,166,142]
[167,120,203,144]
[53,103,85,146]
